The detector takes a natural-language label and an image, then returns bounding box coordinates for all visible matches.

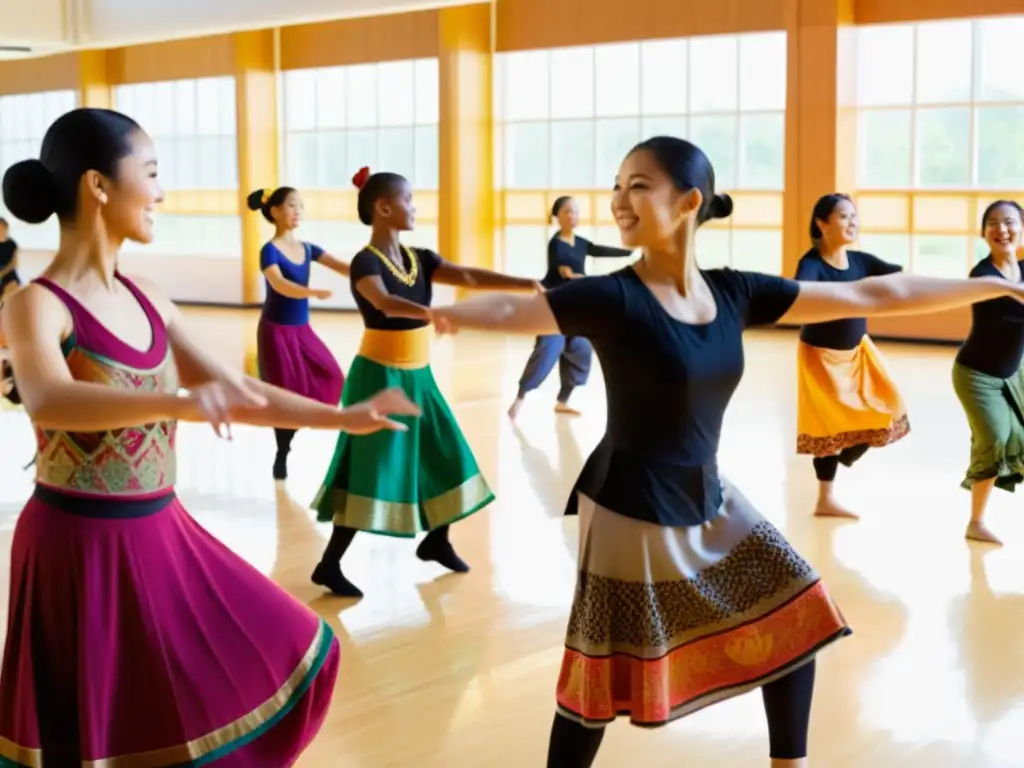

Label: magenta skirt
[257,319,344,405]
[0,489,339,766]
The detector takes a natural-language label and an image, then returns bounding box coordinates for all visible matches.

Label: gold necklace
[365,244,419,287]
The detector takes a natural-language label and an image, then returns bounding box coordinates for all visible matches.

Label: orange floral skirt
[555,485,851,728]
[796,336,909,457]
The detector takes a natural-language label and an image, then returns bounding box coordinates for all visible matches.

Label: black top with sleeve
[349,246,443,330]
[795,249,902,351]
[540,235,633,289]
[954,256,1024,379]
[545,267,800,526]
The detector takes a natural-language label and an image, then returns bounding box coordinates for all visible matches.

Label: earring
[98,192,108,204]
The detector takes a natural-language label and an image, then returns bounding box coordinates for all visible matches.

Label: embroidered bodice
[32,275,178,497]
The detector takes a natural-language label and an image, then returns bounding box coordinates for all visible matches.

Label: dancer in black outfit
[430,137,1024,767]
[507,196,632,421]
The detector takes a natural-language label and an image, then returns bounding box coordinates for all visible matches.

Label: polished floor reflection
[1,308,1022,767]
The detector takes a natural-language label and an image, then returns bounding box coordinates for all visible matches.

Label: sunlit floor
[2,307,1023,767]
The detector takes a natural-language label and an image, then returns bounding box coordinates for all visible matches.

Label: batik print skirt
[0,487,339,766]
[555,482,851,728]
[796,336,909,456]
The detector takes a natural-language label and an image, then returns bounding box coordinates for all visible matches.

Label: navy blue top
[955,256,1024,379]
[795,249,901,350]
[546,267,800,526]
[349,246,443,331]
[541,235,633,289]
[260,241,324,325]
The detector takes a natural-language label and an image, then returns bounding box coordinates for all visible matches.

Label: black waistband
[33,485,176,519]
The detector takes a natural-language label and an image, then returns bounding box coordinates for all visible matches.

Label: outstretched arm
[433,261,538,292]
[317,253,351,277]
[779,273,1018,326]
[432,292,559,335]
[263,264,326,300]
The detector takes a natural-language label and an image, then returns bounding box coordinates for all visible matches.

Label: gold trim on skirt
[796,336,909,456]
[358,327,431,369]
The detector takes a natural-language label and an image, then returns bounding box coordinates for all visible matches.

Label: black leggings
[546,659,816,766]
[812,443,869,482]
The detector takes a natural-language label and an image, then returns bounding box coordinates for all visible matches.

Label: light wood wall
[0,0,1020,337]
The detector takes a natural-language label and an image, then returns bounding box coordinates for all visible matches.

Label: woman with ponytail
[247,185,350,480]
[310,166,540,599]
[793,194,908,519]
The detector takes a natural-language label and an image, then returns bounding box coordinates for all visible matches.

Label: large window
[854,17,1024,277]
[0,90,78,250]
[280,59,440,258]
[114,77,242,257]
[494,33,787,278]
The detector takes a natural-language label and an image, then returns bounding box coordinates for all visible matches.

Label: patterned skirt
[0,487,339,766]
[312,328,494,537]
[796,336,909,456]
[555,483,851,728]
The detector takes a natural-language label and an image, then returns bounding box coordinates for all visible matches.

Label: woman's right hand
[335,387,421,435]
[181,379,268,438]
[311,288,333,300]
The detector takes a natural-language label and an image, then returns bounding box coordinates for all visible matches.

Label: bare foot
[813,499,860,519]
[966,521,1003,545]
[507,398,524,422]
[554,402,582,417]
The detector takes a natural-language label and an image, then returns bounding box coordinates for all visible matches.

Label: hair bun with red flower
[352,166,371,190]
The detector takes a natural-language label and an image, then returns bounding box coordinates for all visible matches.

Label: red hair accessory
[352,166,371,190]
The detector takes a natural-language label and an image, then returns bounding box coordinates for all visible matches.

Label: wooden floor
[2,307,1023,767]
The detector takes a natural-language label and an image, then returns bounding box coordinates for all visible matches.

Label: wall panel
[280,11,439,70]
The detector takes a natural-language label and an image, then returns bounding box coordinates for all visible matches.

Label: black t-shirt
[541,236,633,289]
[349,246,443,330]
[795,249,901,350]
[546,266,800,526]
[0,240,17,271]
[954,256,1024,379]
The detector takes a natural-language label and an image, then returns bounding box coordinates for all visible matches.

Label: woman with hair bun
[428,136,1024,767]
[246,185,350,480]
[507,195,632,421]
[0,108,423,765]
[309,166,540,599]
[794,193,908,519]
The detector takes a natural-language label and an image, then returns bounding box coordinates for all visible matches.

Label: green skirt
[312,355,494,537]
[952,361,1024,491]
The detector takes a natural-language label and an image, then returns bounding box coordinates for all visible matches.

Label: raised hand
[188,378,268,439]
[336,387,421,435]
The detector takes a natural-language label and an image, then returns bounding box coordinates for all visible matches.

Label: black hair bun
[708,193,734,221]
[2,160,58,225]
[246,189,267,212]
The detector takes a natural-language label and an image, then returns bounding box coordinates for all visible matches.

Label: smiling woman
[0,108,422,767]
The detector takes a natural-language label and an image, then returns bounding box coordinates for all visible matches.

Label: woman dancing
[507,195,632,421]
[310,166,539,599]
[429,137,1024,767]
[247,186,351,480]
[794,194,908,518]
[952,199,1024,546]
[0,108,420,765]
[0,217,20,301]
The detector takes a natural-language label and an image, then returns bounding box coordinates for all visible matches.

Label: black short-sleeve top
[795,249,902,351]
[546,266,800,527]
[954,256,1024,379]
[349,246,444,330]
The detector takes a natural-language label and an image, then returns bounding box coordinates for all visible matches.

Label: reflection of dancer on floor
[507,196,632,421]
[952,200,1024,546]
[794,194,908,519]
[310,167,540,599]
[431,137,1024,768]
[0,108,421,763]
[247,186,351,480]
